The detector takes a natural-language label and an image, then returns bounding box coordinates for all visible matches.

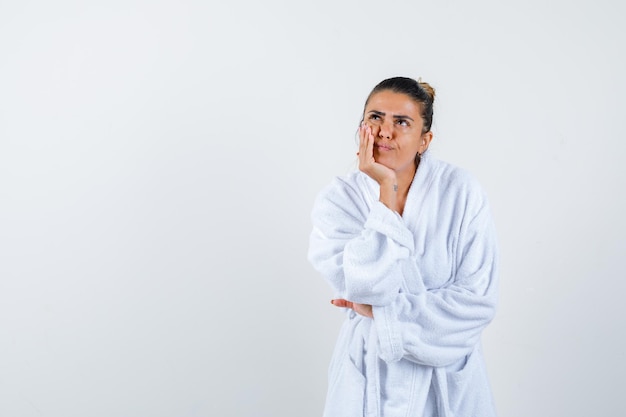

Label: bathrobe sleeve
[308,177,415,306]
[372,181,499,367]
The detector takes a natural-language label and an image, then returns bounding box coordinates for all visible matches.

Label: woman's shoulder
[423,153,490,215]
[317,170,372,199]
[312,170,373,216]
[427,153,486,195]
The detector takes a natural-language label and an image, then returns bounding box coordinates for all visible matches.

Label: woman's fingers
[330,299,353,309]
[358,124,374,170]
[358,124,368,160]
[366,126,374,161]
[331,299,373,318]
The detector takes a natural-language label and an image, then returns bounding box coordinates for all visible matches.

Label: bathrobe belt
[351,312,452,417]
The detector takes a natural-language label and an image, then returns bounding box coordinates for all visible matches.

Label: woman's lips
[375,143,393,151]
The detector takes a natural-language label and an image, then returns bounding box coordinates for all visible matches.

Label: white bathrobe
[308,151,499,417]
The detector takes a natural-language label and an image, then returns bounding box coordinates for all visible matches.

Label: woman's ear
[420,131,434,153]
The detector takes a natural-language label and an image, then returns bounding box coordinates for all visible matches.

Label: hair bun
[417,78,436,102]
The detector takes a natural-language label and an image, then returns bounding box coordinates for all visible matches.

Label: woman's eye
[368,114,380,121]
[396,120,408,126]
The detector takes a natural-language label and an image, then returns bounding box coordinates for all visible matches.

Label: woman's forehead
[365,90,422,121]
[365,90,422,115]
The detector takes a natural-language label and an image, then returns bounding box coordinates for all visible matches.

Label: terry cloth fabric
[308,150,499,417]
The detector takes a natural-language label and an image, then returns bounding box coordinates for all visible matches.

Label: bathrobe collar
[362,149,440,232]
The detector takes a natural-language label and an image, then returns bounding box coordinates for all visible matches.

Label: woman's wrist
[379,179,399,212]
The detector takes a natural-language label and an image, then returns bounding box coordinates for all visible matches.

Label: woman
[308,77,499,417]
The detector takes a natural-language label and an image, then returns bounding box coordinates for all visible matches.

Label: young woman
[308,77,499,417]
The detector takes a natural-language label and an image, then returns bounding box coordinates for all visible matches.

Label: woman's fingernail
[330,299,335,304]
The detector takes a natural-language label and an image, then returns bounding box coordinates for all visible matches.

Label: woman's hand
[358,123,397,186]
[331,298,373,318]
[358,123,400,213]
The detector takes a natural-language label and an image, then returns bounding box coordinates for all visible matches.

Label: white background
[1,1,624,416]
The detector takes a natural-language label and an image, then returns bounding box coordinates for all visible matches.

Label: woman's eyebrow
[368,110,414,122]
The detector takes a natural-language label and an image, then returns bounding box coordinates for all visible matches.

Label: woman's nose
[379,120,392,139]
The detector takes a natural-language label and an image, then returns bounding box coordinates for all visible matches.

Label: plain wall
[1,1,624,416]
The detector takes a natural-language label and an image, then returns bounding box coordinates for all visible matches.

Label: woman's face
[363,90,432,174]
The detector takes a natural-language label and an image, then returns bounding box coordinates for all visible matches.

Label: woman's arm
[308,182,415,306]
[373,194,499,367]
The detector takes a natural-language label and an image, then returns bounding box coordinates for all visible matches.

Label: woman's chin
[373,155,396,169]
